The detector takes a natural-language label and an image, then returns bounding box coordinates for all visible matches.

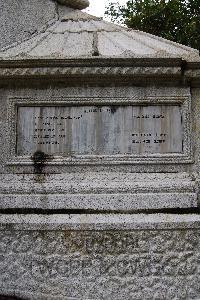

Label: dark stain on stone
[110,106,119,114]
[92,32,99,57]
[92,50,99,57]
[31,151,53,174]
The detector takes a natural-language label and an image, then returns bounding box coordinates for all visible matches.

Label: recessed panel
[17,105,183,156]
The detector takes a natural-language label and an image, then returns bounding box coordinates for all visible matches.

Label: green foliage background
[105,0,200,50]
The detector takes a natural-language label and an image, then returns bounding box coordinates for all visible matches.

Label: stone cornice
[0,57,184,68]
[0,58,199,84]
[185,62,200,78]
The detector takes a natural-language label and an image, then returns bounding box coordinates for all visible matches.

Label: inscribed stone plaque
[17,105,183,156]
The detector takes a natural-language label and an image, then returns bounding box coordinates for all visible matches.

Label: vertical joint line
[92,32,99,57]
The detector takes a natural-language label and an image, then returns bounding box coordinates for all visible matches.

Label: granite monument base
[0,214,200,300]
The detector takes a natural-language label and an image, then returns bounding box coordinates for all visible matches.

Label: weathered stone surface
[0,1,199,299]
[0,172,197,211]
[0,85,196,211]
[0,214,200,300]
[0,0,57,51]
[0,3,199,60]
[17,105,183,156]
[0,85,197,211]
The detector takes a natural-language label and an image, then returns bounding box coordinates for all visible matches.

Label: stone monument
[0,0,200,299]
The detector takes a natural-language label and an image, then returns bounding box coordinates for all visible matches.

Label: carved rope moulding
[0,66,182,77]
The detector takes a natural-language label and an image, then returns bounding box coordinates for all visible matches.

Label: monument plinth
[0,0,200,299]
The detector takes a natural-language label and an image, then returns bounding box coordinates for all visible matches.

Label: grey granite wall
[0,0,57,50]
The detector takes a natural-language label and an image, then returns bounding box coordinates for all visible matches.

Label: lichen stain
[31,151,53,182]
[64,230,86,255]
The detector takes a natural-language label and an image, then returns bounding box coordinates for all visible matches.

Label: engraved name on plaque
[17,105,183,156]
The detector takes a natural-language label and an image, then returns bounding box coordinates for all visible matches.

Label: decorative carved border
[7,95,193,166]
[0,56,183,79]
[0,66,181,78]
[0,57,199,83]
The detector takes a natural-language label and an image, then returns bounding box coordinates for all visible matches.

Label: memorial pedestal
[0,0,200,299]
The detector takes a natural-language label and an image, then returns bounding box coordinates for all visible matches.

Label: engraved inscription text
[17,105,183,156]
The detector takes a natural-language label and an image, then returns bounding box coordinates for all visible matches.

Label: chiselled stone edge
[1,214,200,230]
[0,193,197,211]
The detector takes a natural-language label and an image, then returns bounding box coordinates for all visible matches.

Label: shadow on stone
[0,296,25,300]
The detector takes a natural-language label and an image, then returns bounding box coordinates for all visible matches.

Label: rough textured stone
[0,214,200,300]
[0,0,57,51]
[0,173,197,211]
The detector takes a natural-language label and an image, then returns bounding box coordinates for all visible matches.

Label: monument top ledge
[0,0,199,85]
[56,0,90,10]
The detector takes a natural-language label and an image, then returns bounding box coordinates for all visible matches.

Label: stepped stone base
[0,214,200,300]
